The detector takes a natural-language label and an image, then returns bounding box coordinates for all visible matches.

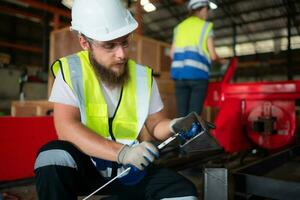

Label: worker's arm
[207,36,219,61]
[170,43,176,59]
[144,110,172,141]
[207,36,227,64]
[53,102,123,162]
[170,27,177,59]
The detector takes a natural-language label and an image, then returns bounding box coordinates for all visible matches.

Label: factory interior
[1,0,300,199]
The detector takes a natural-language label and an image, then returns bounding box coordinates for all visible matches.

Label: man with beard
[34,0,198,200]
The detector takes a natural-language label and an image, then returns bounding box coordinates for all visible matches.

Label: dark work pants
[34,140,198,200]
[175,79,208,117]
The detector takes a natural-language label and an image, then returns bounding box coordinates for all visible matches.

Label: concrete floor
[0,184,36,200]
[0,184,106,200]
[0,168,204,200]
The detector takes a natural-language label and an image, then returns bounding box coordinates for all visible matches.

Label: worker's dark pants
[34,140,198,200]
[175,79,208,117]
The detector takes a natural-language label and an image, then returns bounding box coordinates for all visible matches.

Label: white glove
[169,117,184,133]
[169,112,200,134]
[117,141,159,170]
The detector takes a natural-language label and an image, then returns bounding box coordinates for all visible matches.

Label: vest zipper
[109,87,124,178]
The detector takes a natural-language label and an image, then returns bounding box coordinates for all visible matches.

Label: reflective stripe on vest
[51,51,152,145]
[171,16,213,80]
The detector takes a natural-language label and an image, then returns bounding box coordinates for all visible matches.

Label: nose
[115,45,126,59]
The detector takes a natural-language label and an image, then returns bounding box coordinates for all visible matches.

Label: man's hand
[169,112,200,134]
[117,141,159,170]
[169,117,184,133]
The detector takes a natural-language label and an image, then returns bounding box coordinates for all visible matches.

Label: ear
[78,35,90,50]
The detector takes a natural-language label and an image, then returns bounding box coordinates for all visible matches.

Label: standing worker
[34,0,198,199]
[170,0,223,117]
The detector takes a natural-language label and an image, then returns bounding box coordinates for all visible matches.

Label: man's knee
[179,177,198,196]
[171,174,198,197]
[34,140,78,172]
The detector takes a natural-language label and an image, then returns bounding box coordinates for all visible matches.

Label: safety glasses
[85,35,132,52]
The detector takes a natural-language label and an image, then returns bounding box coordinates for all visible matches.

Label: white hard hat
[71,0,138,41]
[187,0,209,11]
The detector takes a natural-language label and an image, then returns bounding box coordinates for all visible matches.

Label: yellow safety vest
[171,16,213,80]
[51,51,152,145]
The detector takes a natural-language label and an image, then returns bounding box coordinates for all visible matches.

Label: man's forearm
[152,119,173,141]
[57,121,123,161]
[53,103,123,162]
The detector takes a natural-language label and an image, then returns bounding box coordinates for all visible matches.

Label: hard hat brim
[93,23,138,41]
[71,22,138,42]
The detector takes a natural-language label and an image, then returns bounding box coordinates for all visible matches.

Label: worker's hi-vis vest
[171,16,213,80]
[51,51,153,178]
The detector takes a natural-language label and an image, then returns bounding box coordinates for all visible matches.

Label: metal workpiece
[233,145,300,200]
[204,168,228,200]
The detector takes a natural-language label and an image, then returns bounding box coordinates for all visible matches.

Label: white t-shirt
[49,70,164,117]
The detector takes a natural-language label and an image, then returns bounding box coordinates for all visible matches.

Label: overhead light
[62,0,73,9]
[209,2,218,10]
[140,0,149,6]
[140,0,156,12]
[143,3,156,12]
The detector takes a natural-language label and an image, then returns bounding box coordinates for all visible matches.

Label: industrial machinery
[0,117,57,181]
[205,58,300,153]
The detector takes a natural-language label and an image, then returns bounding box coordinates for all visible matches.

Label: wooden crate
[48,27,81,97]
[11,100,54,117]
[156,72,174,94]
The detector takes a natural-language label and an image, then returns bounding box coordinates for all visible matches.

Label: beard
[88,52,129,87]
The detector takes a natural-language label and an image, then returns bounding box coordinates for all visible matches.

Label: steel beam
[0,40,42,54]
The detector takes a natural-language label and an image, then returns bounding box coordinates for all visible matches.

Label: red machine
[205,58,300,153]
[0,117,57,181]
